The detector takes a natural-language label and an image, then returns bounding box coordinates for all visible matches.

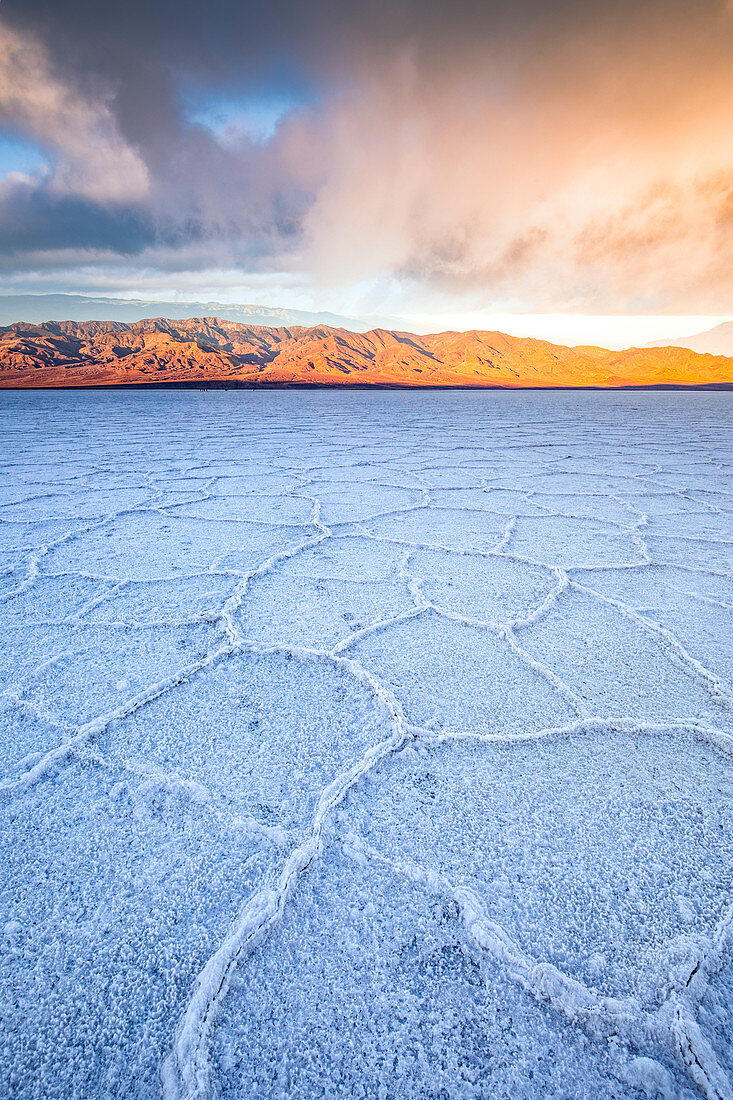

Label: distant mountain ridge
[0,294,368,332]
[1,317,732,389]
[647,320,733,357]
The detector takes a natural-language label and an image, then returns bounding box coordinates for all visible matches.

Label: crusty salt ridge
[0,387,731,1099]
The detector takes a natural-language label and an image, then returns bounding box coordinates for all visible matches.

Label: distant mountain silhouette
[1,317,732,389]
[0,294,369,332]
[646,320,733,357]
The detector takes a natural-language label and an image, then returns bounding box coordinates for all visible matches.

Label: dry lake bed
[1,387,732,1100]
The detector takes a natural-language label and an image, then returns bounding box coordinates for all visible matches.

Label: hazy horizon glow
[393,314,733,349]
[1,0,732,336]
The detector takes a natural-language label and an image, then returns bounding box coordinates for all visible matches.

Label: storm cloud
[1,0,732,314]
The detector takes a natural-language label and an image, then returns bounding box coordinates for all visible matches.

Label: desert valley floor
[0,387,732,1100]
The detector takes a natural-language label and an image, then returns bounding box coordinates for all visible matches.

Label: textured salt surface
[0,387,731,1100]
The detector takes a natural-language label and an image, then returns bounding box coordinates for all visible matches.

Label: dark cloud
[0,183,151,255]
[9,0,729,102]
[1,0,732,313]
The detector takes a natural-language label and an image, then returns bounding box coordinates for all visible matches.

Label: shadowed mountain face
[647,321,733,358]
[1,318,732,389]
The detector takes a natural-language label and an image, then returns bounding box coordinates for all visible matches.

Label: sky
[0,0,732,346]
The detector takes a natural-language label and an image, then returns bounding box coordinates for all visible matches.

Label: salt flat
[0,387,731,1100]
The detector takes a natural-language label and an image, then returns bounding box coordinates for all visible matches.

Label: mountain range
[647,320,733,357]
[0,295,370,332]
[1,318,732,389]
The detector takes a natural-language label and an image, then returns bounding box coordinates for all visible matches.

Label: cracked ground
[0,386,732,1100]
